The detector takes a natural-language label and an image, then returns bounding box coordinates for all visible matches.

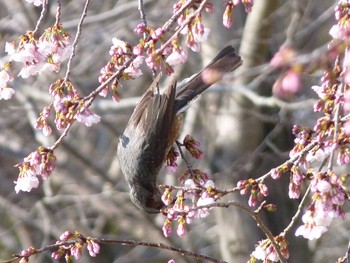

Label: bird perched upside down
[117,46,242,213]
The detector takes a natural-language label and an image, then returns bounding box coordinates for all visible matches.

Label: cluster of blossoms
[161,134,219,238]
[270,46,302,99]
[165,135,204,173]
[251,236,289,262]
[5,24,72,79]
[17,79,100,192]
[51,231,100,261]
[35,79,101,136]
[0,66,15,100]
[98,38,144,102]
[174,3,210,53]
[14,147,56,193]
[237,178,268,207]
[271,0,350,244]
[1,24,71,101]
[295,171,346,240]
[99,0,254,103]
[161,169,218,238]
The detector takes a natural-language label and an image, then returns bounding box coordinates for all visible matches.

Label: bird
[117,46,242,213]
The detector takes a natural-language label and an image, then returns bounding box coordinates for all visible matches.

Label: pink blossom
[183,135,204,159]
[185,209,196,224]
[14,175,39,193]
[26,0,42,6]
[177,223,186,237]
[184,179,196,188]
[273,69,301,99]
[337,147,350,165]
[51,251,62,260]
[6,27,71,78]
[223,4,233,28]
[5,42,16,55]
[150,28,165,40]
[343,120,350,136]
[110,38,129,55]
[270,168,281,179]
[259,183,268,196]
[270,46,296,67]
[75,108,101,127]
[344,90,350,112]
[288,181,301,199]
[71,244,82,260]
[311,85,326,100]
[196,193,215,218]
[59,231,73,241]
[15,147,56,192]
[248,193,257,207]
[168,260,176,263]
[161,188,173,206]
[166,48,187,66]
[162,219,172,237]
[252,239,280,262]
[99,87,108,97]
[133,44,144,56]
[87,240,100,257]
[295,221,328,240]
[0,87,15,100]
[203,180,215,188]
[124,56,144,78]
[21,247,35,257]
[329,23,350,40]
[42,124,52,136]
[0,70,10,88]
[134,22,146,34]
[145,55,161,71]
[316,180,331,193]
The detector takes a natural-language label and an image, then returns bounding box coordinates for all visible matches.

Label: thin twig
[175,140,194,176]
[32,0,48,35]
[162,0,197,31]
[138,0,147,26]
[97,238,228,263]
[282,185,311,235]
[5,238,228,263]
[55,0,62,24]
[257,141,318,183]
[63,0,91,82]
[50,122,73,151]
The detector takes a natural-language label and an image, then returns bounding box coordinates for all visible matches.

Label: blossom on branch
[0,69,14,100]
[14,147,56,193]
[5,25,71,78]
[25,0,42,6]
[75,107,101,127]
[252,236,289,262]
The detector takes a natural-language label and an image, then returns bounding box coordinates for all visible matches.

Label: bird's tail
[174,46,242,113]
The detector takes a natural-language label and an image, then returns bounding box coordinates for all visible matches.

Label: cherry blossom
[166,47,187,66]
[14,175,39,193]
[25,0,42,6]
[273,69,301,99]
[0,70,13,98]
[75,108,101,127]
[15,147,56,193]
[87,240,100,257]
[0,71,15,100]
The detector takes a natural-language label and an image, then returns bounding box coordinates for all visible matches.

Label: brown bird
[117,46,242,213]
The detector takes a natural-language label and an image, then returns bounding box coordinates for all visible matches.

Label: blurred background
[0,0,346,262]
